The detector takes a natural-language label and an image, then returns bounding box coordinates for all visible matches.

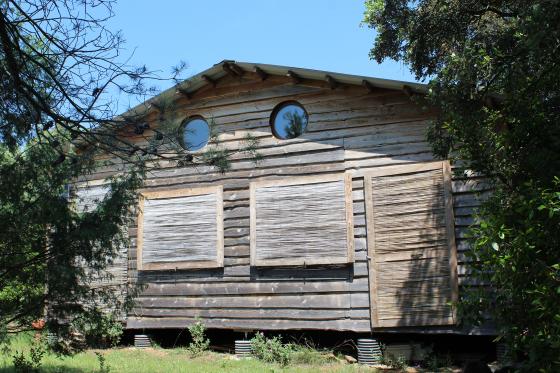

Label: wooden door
[364,161,458,328]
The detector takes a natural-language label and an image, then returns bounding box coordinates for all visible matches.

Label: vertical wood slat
[250,173,354,267]
[365,161,458,328]
[364,176,379,327]
[137,186,224,270]
[345,173,355,263]
[216,186,224,267]
[442,161,459,319]
[137,195,145,270]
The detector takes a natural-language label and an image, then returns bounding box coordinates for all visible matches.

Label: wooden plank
[139,278,369,296]
[127,317,372,332]
[364,176,379,327]
[250,172,347,189]
[361,161,443,178]
[136,196,145,271]
[249,182,257,266]
[443,160,459,321]
[216,186,224,267]
[142,260,223,271]
[131,307,370,320]
[141,185,219,199]
[345,172,355,263]
[134,293,360,309]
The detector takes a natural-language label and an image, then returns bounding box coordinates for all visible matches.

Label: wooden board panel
[365,161,458,328]
[250,174,353,266]
[137,186,224,270]
[74,185,128,316]
[127,317,371,332]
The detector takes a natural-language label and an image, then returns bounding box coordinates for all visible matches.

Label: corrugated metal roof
[121,60,427,119]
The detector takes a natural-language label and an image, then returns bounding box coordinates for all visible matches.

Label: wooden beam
[149,101,163,112]
[223,62,244,77]
[201,74,216,87]
[325,75,338,90]
[229,62,245,76]
[222,63,237,77]
[254,66,268,81]
[287,70,301,84]
[402,84,415,98]
[362,79,377,93]
[176,87,192,100]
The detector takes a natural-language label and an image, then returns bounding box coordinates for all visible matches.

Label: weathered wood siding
[82,72,483,333]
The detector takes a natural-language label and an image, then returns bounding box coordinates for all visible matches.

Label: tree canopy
[364,1,560,370]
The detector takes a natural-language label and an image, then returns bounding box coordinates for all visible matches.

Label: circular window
[179,117,210,151]
[270,101,309,139]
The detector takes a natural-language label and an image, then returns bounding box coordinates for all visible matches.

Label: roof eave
[119,60,427,120]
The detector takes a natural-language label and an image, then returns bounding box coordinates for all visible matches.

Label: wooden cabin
[76,61,490,336]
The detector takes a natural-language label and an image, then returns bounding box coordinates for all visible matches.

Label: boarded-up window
[250,174,354,267]
[364,161,458,328]
[137,186,224,270]
[73,183,128,316]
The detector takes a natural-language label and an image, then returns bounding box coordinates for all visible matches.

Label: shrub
[186,319,210,356]
[250,332,293,366]
[74,313,123,348]
[289,339,338,365]
[95,352,111,373]
[12,337,46,373]
[380,353,408,371]
[425,352,453,372]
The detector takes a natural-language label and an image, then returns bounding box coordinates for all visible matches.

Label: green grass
[0,333,375,373]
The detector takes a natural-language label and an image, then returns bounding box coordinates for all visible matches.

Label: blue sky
[109,0,418,93]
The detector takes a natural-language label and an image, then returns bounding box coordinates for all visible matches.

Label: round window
[270,101,308,139]
[179,117,210,151]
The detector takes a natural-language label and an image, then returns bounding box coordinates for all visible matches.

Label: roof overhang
[121,60,427,120]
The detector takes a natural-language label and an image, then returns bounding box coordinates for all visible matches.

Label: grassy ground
[0,333,376,373]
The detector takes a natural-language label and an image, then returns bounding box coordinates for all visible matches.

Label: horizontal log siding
[83,73,480,333]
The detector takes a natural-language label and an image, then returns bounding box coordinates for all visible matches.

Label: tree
[0,0,170,347]
[0,0,258,350]
[363,1,560,370]
[284,111,307,139]
[0,138,142,350]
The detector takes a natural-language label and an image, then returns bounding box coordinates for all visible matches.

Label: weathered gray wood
[365,163,457,328]
[127,317,371,332]
[135,293,369,309]
[140,278,369,296]
[251,175,352,266]
[131,307,371,320]
[139,187,224,270]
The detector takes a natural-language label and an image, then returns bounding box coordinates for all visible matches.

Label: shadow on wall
[369,166,456,328]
